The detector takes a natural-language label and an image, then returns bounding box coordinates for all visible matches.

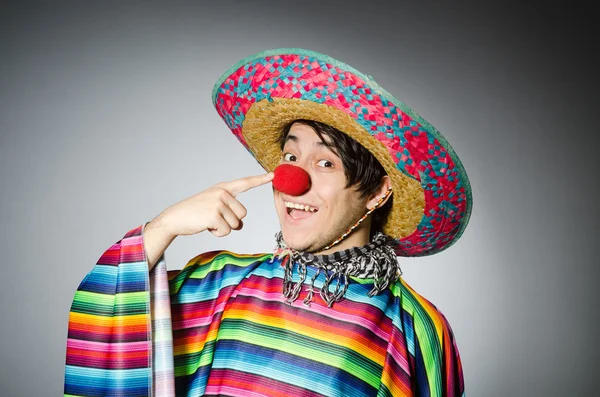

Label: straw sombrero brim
[212,48,472,257]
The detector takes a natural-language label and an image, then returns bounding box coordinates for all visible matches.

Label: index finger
[224,172,275,197]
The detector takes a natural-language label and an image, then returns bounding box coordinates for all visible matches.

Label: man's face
[273,123,370,253]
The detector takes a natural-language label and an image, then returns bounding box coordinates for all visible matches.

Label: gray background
[1,1,598,396]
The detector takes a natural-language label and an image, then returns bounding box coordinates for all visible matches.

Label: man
[64,49,472,397]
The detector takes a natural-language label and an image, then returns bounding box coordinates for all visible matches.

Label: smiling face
[273,122,374,254]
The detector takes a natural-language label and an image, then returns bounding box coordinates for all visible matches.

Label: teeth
[284,201,317,212]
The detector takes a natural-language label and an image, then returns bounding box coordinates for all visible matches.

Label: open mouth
[284,201,318,221]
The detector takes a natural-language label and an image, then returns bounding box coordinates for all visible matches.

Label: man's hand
[155,172,275,239]
[143,172,274,270]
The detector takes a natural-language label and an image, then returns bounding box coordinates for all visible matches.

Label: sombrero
[212,48,472,257]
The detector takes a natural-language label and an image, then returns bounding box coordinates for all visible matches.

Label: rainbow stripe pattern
[64,225,465,396]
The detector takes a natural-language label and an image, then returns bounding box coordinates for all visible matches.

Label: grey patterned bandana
[272,231,402,307]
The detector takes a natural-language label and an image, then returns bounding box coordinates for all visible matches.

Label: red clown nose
[272,164,311,196]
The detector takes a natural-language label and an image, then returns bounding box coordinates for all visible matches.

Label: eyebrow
[284,133,332,148]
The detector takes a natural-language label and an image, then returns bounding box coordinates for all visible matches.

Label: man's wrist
[144,214,176,271]
[148,213,176,240]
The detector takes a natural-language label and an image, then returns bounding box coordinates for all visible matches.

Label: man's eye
[317,159,334,168]
[283,153,297,162]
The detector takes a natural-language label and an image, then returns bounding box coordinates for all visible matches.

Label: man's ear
[366,176,392,210]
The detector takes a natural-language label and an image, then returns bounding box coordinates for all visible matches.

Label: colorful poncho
[64,224,465,396]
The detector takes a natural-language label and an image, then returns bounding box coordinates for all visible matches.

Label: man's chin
[281,232,317,253]
[283,239,310,252]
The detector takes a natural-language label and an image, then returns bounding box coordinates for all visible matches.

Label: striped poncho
[64,224,465,396]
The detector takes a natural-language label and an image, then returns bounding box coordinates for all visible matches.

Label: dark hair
[278,119,393,237]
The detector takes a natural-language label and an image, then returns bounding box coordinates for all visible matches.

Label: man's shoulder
[189,249,271,264]
[180,250,272,274]
[167,250,274,285]
[396,277,454,333]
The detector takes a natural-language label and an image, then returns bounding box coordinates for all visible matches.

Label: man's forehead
[283,126,335,148]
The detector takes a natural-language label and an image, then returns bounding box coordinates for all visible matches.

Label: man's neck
[313,226,371,256]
